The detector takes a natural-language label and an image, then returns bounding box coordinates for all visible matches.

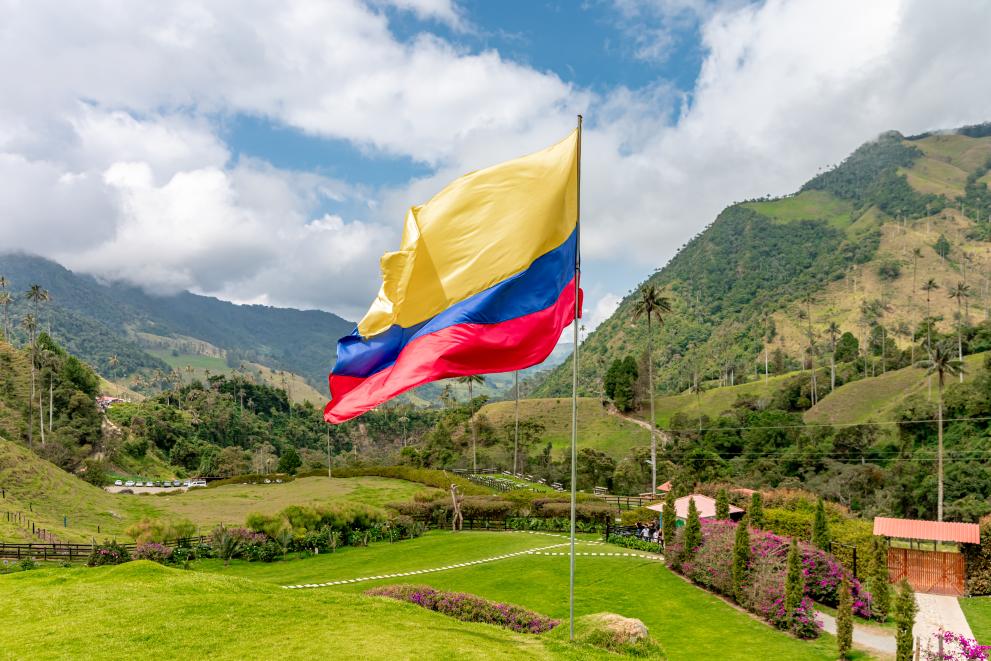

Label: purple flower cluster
[671,520,870,639]
[367,584,559,634]
[924,631,991,660]
[133,542,173,564]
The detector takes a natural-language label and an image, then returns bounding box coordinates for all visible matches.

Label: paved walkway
[818,611,895,655]
[914,593,974,647]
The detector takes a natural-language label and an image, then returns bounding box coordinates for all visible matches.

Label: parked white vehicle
[114,480,123,486]
[189,479,207,487]
[124,480,135,487]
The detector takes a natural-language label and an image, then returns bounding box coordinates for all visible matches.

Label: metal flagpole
[569,113,582,642]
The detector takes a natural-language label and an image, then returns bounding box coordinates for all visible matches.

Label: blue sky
[4,0,990,330]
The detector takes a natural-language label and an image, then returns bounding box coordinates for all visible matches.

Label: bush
[366,584,559,634]
[126,518,197,544]
[87,540,131,566]
[133,542,173,564]
[606,535,662,553]
[963,514,991,595]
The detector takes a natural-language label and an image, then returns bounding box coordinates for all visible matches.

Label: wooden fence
[888,547,966,596]
[0,536,209,562]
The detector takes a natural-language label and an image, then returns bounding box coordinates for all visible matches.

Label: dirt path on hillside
[604,403,671,444]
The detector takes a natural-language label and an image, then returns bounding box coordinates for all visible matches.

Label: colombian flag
[324,129,581,423]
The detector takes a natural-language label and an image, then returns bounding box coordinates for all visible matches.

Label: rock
[578,612,650,646]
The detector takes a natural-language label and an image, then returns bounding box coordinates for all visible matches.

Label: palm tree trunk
[28,353,35,449]
[764,346,768,385]
[49,375,53,431]
[38,390,45,446]
[830,344,836,392]
[937,386,944,522]
[648,318,656,496]
[958,300,964,383]
[881,326,886,374]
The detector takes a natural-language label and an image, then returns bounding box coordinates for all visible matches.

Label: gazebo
[873,517,980,596]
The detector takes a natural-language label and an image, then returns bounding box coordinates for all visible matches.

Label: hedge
[963,515,991,595]
[762,508,873,580]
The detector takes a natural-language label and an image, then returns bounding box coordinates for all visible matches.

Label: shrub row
[605,534,663,553]
[762,508,873,579]
[366,584,559,634]
[387,494,612,528]
[669,520,875,639]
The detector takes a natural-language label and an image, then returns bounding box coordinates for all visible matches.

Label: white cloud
[1,0,990,326]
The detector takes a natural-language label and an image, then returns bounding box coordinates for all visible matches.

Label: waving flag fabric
[325,129,581,423]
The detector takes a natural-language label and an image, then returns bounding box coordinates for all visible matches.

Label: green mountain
[536,123,991,399]
[0,253,355,390]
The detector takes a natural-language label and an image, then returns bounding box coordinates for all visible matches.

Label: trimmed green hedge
[762,508,873,579]
[963,515,991,595]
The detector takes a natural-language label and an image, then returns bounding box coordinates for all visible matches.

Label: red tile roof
[873,517,980,544]
[656,481,672,493]
[647,494,743,520]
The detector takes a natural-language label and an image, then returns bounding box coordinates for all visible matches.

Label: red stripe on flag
[325,278,579,423]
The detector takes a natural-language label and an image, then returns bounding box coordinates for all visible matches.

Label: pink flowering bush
[86,540,131,566]
[366,584,559,634]
[923,631,991,660]
[669,520,873,639]
[133,542,173,564]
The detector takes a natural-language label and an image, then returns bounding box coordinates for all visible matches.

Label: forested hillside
[0,253,354,389]
[537,125,991,399]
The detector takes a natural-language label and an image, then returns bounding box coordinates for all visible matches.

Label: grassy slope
[0,437,160,542]
[151,476,433,531]
[145,349,326,406]
[960,597,991,645]
[805,352,986,425]
[743,190,855,230]
[0,561,595,661]
[0,340,32,444]
[479,398,647,458]
[194,531,861,661]
[650,372,799,428]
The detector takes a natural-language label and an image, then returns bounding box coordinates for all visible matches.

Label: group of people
[635,521,661,544]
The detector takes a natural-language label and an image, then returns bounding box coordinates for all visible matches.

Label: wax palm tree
[21,313,37,448]
[921,279,939,352]
[513,370,520,474]
[440,383,454,410]
[760,310,775,385]
[457,374,485,472]
[689,375,704,431]
[918,342,964,522]
[632,284,671,495]
[25,284,50,335]
[825,321,840,392]
[948,282,971,382]
[804,329,819,406]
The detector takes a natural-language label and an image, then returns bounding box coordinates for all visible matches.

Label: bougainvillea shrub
[366,585,559,634]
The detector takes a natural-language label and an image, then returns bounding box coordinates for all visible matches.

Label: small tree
[715,488,730,520]
[812,498,831,550]
[749,491,764,529]
[214,526,241,567]
[837,575,853,659]
[894,580,917,661]
[732,515,751,603]
[871,536,891,620]
[277,446,302,475]
[680,497,702,562]
[784,537,804,616]
[662,489,677,550]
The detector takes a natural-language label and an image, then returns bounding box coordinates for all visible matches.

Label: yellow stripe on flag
[357,129,579,338]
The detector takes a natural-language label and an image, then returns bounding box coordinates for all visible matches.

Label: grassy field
[650,372,798,429]
[151,476,433,530]
[479,398,647,459]
[959,597,991,645]
[0,437,161,542]
[192,531,869,661]
[806,352,986,425]
[0,561,604,660]
[145,349,325,406]
[743,190,855,230]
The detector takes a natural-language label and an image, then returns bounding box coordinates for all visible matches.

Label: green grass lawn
[0,561,605,660]
[152,476,434,531]
[480,398,647,459]
[959,597,991,645]
[194,531,866,661]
